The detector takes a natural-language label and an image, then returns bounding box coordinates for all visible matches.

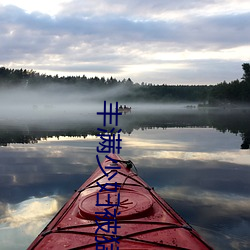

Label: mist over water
[0,84,250,249]
[1,84,250,149]
[0,84,197,124]
[0,85,100,121]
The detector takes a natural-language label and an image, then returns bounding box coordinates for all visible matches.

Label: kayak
[28,153,213,249]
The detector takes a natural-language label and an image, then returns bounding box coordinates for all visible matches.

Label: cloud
[58,0,240,19]
[0,1,250,84]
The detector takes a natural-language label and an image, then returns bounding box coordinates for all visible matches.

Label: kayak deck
[28,153,213,249]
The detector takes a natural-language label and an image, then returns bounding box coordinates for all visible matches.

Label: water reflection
[1,196,59,228]
[0,196,62,250]
[0,107,250,149]
[0,108,250,249]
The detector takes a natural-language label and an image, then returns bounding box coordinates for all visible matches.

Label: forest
[0,63,249,104]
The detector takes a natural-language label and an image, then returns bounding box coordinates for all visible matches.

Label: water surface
[0,106,250,249]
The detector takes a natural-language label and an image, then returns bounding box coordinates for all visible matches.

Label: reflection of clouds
[123,130,187,150]
[43,135,98,142]
[153,150,250,166]
[0,139,100,205]
[4,140,98,177]
[0,196,59,230]
[157,186,250,216]
[157,186,250,249]
[121,128,249,166]
[0,128,249,250]
[122,127,243,152]
[124,138,185,150]
[0,196,61,250]
[0,202,7,218]
[194,224,250,250]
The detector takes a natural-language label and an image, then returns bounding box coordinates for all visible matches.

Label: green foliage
[242,63,250,82]
[208,63,250,104]
[0,63,249,104]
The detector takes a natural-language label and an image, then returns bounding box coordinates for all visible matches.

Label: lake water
[0,104,250,249]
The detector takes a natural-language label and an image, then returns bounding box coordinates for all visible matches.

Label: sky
[0,0,250,85]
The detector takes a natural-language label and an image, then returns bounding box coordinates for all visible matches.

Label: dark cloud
[185,13,250,49]
[1,4,249,48]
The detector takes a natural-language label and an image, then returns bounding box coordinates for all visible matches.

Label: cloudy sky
[0,0,250,85]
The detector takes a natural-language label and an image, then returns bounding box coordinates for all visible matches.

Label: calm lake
[0,104,250,249]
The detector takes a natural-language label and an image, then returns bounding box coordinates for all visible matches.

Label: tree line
[208,63,250,105]
[0,63,249,104]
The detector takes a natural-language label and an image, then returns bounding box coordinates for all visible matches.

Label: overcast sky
[0,0,250,85]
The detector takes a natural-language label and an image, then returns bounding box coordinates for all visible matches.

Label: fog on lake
[0,95,250,249]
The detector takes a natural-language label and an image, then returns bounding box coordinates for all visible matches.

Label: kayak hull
[28,153,213,249]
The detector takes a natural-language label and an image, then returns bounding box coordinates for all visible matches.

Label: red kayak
[28,153,213,249]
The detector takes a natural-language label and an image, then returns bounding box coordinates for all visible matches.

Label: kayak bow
[28,153,213,249]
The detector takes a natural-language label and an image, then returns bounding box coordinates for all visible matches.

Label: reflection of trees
[0,109,250,149]
[241,133,250,149]
[0,123,100,146]
[200,109,250,149]
[0,133,38,146]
